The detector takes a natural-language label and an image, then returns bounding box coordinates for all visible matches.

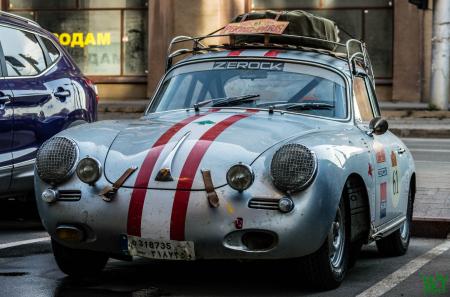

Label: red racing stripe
[127,113,208,236]
[264,50,280,57]
[170,110,259,241]
[228,50,243,57]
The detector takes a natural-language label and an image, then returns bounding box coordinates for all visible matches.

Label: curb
[412,217,450,239]
[389,128,450,139]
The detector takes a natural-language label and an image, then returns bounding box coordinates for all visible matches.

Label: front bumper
[35,169,340,260]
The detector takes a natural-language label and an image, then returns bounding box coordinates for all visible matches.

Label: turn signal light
[55,226,84,242]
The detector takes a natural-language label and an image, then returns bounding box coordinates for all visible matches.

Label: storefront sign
[223,19,289,35]
[54,32,111,48]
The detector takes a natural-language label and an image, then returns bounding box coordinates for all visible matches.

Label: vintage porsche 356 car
[35,11,415,290]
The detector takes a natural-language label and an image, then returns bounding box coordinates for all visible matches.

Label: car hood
[104,109,337,190]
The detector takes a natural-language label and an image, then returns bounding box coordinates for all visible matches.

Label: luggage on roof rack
[231,10,339,51]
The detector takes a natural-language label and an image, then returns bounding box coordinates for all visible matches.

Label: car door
[0,25,76,191]
[352,76,399,227]
[364,78,407,222]
[0,44,13,193]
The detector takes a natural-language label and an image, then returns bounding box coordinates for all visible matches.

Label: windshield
[149,61,348,119]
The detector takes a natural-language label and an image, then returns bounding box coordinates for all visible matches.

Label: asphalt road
[0,233,449,297]
[0,138,449,296]
[402,138,450,190]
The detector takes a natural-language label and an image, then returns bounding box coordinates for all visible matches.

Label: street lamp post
[430,0,450,110]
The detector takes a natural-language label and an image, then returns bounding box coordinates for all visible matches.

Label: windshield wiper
[284,102,334,111]
[194,94,260,111]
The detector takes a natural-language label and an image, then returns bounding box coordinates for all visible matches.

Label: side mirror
[369,117,389,135]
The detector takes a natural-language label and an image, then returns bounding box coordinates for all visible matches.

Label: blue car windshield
[149,61,348,119]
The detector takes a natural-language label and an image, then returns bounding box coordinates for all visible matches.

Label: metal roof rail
[165,32,375,85]
[0,10,40,27]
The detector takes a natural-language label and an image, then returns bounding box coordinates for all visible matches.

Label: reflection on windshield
[150,61,347,119]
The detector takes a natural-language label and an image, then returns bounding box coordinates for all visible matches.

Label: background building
[0,0,434,103]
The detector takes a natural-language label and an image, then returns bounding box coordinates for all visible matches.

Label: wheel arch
[410,172,416,203]
[344,173,371,244]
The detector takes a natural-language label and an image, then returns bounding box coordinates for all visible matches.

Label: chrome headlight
[270,144,317,193]
[226,163,254,192]
[76,157,102,185]
[36,137,78,185]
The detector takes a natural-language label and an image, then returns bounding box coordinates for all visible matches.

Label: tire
[348,240,363,269]
[376,184,413,256]
[298,198,350,290]
[52,239,109,277]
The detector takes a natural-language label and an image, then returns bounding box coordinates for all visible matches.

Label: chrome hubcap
[330,208,345,268]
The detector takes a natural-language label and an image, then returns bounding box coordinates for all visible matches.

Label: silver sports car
[35,34,415,290]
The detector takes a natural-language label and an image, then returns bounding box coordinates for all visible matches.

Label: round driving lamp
[226,163,254,192]
[76,157,102,185]
[278,197,294,213]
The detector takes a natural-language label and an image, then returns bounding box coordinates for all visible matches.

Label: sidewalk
[412,188,450,238]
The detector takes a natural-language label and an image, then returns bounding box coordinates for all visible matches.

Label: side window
[353,77,374,122]
[0,26,46,77]
[41,38,60,63]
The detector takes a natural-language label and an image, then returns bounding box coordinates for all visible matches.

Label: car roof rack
[0,10,40,28]
[166,32,375,85]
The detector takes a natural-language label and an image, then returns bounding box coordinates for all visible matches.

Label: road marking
[402,137,450,143]
[410,148,450,153]
[0,237,50,250]
[356,240,450,297]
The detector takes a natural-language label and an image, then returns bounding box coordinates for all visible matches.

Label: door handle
[54,89,71,99]
[0,94,11,109]
[397,147,406,154]
[0,95,10,103]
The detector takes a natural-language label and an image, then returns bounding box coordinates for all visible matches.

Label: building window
[6,0,148,81]
[251,0,393,79]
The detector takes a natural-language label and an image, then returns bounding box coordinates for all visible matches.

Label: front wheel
[298,198,350,290]
[376,185,413,256]
[52,239,109,277]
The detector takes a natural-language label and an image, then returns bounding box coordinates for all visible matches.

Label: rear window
[0,26,46,77]
[41,37,60,63]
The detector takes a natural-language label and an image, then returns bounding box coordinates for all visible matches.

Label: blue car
[0,12,97,199]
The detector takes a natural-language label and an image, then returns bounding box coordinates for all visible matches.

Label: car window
[41,37,60,63]
[0,26,46,77]
[150,61,348,119]
[353,77,374,122]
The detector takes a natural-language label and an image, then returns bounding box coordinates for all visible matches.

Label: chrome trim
[155,131,191,182]
[13,158,35,169]
[371,216,407,240]
[0,164,13,172]
[0,11,40,27]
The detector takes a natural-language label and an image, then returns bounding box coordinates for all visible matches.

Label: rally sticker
[380,182,387,219]
[377,167,387,177]
[391,151,400,208]
[213,61,284,71]
[373,142,386,164]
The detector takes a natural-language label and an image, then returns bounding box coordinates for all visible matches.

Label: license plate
[126,235,195,261]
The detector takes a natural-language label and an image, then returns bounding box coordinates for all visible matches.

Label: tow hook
[201,169,220,208]
[99,166,138,202]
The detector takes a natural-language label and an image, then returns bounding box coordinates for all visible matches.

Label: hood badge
[155,131,191,182]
